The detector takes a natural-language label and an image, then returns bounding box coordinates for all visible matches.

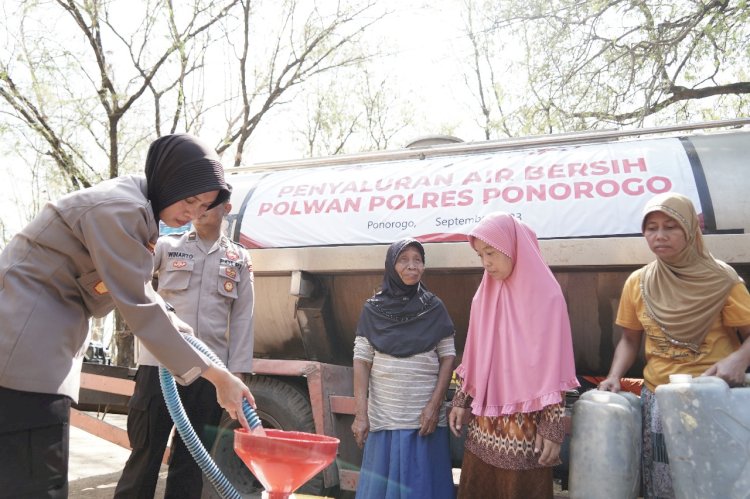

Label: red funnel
[234,428,340,499]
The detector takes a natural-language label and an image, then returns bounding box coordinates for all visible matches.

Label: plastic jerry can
[655,374,750,499]
[568,389,642,499]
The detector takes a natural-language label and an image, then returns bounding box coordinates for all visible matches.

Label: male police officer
[115,185,254,498]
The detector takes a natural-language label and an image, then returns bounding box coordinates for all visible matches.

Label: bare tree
[216,0,385,166]
[293,65,413,157]
[0,129,64,237]
[0,0,238,191]
[457,0,750,135]
[496,0,750,127]
[459,0,570,138]
[359,68,412,150]
[297,79,361,157]
[462,0,495,140]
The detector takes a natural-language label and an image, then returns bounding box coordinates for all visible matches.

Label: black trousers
[0,386,71,499]
[114,365,224,499]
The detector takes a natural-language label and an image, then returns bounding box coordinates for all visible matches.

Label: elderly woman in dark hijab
[0,133,255,498]
[352,238,457,499]
[599,192,750,498]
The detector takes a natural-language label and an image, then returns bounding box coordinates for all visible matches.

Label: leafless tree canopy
[215,0,382,166]
[2,0,748,202]
[1,0,241,191]
[294,65,414,157]
[0,0,383,192]
[461,0,750,136]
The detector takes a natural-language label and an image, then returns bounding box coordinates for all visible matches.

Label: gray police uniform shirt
[0,175,209,402]
[137,231,254,373]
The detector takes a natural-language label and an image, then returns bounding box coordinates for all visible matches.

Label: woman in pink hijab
[449,212,579,498]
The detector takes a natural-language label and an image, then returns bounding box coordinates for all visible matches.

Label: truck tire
[205,376,325,498]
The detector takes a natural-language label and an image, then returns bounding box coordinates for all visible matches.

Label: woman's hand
[597,376,622,393]
[203,365,256,430]
[168,310,194,336]
[703,327,750,387]
[702,350,750,387]
[351,415,370,449]
[418,401,440,436]
[599,328,641,393]
[448,407,469,437]
[534,434,562,466]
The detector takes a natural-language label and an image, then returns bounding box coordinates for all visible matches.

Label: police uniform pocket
[158,259,194,291]
[76,270,115,318]
[218,264,239,299]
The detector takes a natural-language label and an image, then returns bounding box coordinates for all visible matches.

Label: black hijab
[356,238,455,357]
[145,133,230,220]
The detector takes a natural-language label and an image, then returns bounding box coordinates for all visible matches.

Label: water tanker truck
[79,119,750,496]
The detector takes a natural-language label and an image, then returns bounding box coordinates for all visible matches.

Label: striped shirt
[354,335,456,431]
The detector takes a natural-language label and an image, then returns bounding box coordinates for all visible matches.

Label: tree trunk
[113,310,135,367]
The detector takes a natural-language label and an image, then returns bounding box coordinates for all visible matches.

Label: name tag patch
[219,258,242,269]
[167,251,194,259]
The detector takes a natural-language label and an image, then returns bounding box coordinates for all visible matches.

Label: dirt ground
[68,413,571,498]
[68,417,167,498]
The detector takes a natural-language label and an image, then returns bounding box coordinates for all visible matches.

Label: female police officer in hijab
[0,133,256,498]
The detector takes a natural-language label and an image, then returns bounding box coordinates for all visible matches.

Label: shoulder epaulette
[221,234,247,250]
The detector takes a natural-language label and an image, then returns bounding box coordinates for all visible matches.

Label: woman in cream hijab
[599,192,750,498]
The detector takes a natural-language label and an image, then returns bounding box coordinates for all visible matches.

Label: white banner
[231,137,702,248]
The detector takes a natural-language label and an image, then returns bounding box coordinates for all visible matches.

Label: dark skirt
[356,427,456,499]
[457,448,553,499]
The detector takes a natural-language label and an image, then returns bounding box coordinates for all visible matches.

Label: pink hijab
[454,212,579,416]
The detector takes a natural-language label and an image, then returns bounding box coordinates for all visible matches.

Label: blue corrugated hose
[159,334,262,499]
